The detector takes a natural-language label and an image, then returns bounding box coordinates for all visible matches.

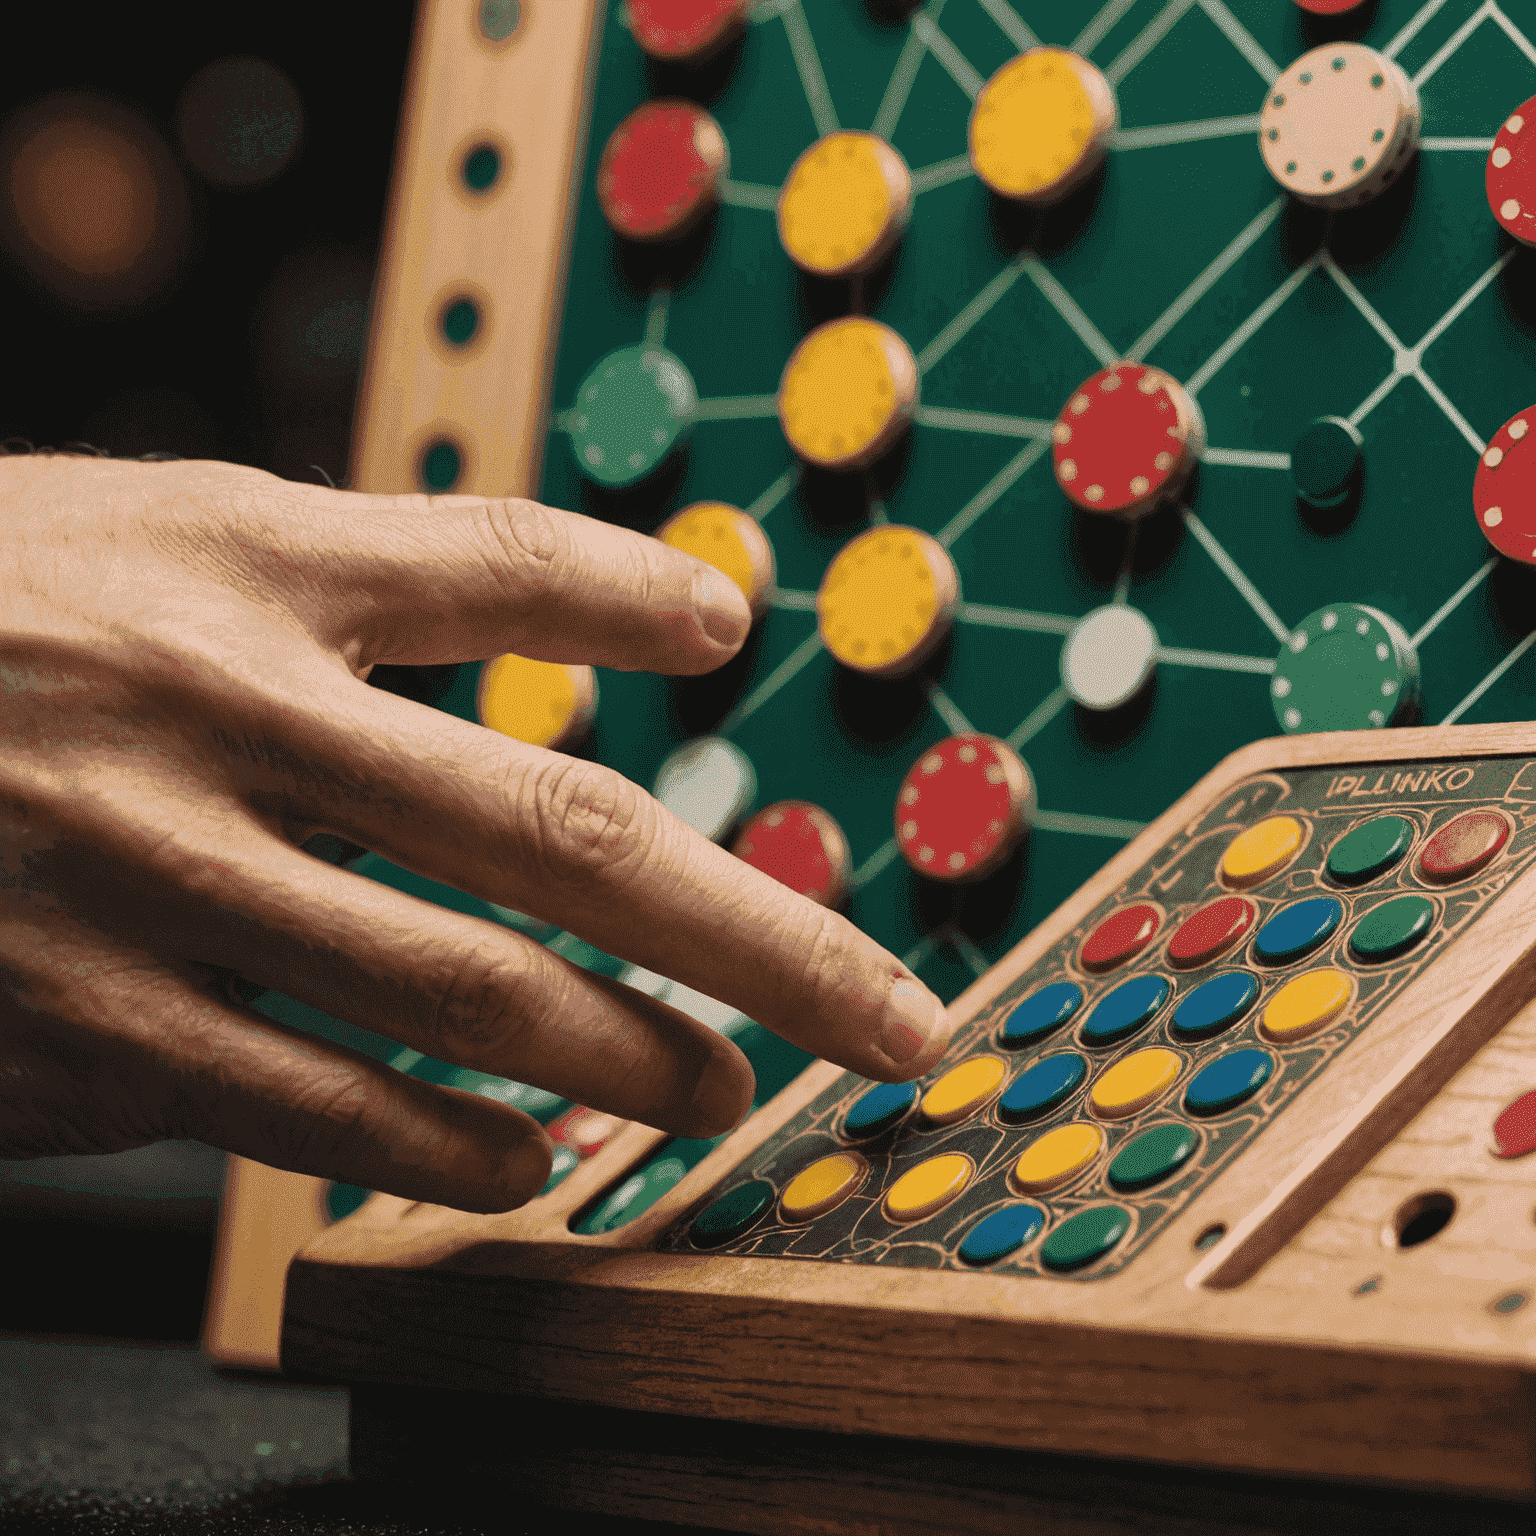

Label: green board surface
[521,0,1536,1005]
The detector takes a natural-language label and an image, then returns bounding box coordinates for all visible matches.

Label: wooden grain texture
[284,722,1536,1496]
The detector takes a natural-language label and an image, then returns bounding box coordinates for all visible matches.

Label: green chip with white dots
[1271,603,1419,734]
[568,344,697,489]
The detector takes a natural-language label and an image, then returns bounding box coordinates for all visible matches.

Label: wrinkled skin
[0,455,951,1211]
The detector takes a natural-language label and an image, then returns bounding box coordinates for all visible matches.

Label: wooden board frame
[283,721,1536,1498]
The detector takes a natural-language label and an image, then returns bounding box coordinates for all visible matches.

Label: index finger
[290,678,953,1083]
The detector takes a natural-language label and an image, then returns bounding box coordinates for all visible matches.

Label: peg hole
[1387,1190,1455,1249]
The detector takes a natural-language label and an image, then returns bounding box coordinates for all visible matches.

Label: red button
[596,101,728,240]
[1166,896,1256,969]
[630,0,747,61]
[1492,1090,1536,1159]
[1418,810,1509,884]
[1080,903,1162,973]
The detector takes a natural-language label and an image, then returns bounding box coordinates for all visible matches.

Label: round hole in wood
[1388,1190,1455,1249]
[1194,1222,1226,1251]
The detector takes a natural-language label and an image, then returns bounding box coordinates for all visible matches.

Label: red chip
[1052,364,1199,517]
[895,734,1032,882]
[1292,0,1366,12]
[1492,1089,1536,1159]
[1418,810,1509,883]
[1472,404,1536,565]
[630,0,748,61]
[732,800,851,908]
[596,100,728,241]
[547,1107,623,1157]
[1487,97,1536,248]
[1166,895,1256,969]
[1080,903,1162,973]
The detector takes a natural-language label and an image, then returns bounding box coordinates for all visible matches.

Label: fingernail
[880,978,945,1065]
[696,566,751,647]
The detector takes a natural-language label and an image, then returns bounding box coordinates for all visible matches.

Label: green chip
[1271,603,1419,734]
[689,1180,776,1248]
[1349,894,1435,961]
[568,345,697,489]
[1039,1204,1133,1271]
[1291,416,1363,508]
[1107,1123,1200,1192]
[1325,814,1414,885]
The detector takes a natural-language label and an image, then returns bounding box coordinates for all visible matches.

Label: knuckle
[276,1069,381,1167]
[479,498,567,586]
[423,939,532,1058]
[531,757,658,879]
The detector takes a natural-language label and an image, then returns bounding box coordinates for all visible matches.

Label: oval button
[884,1152,973,1222]
[1011,1122,1104,1194]
[1080,974,1171,1046]
[780,1152,867,1222]
[1089,1047,1182,1119]
[1252,896,1342,963]
[1221,815,1304,888]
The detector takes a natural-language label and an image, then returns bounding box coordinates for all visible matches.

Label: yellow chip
[477,655,596,750]
[656,501,775,615]
[1221,815,1306,888]
[883,1152,974,1222]
[969,48,1110,201]
[1089,1047,1183,1119]
[816,524,957,677]
[920,1056,1007,1126]
[777,131,911,277]
[778,316,917,470]
[780,1151,867,1222]
[1011,1122,1104,1194]
[1262,969,1353,1042]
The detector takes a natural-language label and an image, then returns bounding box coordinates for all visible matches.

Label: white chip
[1059,604,1158,711]
[653,736,756,842]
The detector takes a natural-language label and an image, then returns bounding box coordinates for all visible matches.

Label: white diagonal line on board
[915,405,1054,438]
[1414,250,1514,355]
[646,286,670,346]
[781,0,839,137]
[1384,0,1455,57]
[768,588,817,611]
[751,0,798,19]
[870,0,946,140]
[1421,137,1496,151]
[975,0,1039,51]
[1202,447,1291,469]
[1414,367,1486,455]
[1347,371,1404,428]
[1021,256,1119,367]
[1181,508,1292,644]
[719,630,823,733]
[1196,0,1278,83]
[746,466,798,522]
[1105,0,1198,86]
[1490,2,1536,68]
[1126,196,1283,361]
[1074,0,1141,56]
[900,928,944,971]
[718,179,781,210]
[1034,809,1147,839]
[694,395,780,421]
[911,154,974,194]
[936,439,1051,548]
[1111,114,1261,150]
[1319,255,1407,352]
[916,254,1028,374]
[1155,646,1277,674]
[854,837,902,888]
[1411,0,1493,89]
[925,681,975,735]
[911,13,985,99]
[951,929,992,978]
[1184,253,1318,396]
[958,603,1077,635]
[1005,686,1070,751]
[1411,557,1496,648]
[1443,629,1536,725]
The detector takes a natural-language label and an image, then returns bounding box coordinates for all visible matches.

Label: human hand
[0,453,952,1212]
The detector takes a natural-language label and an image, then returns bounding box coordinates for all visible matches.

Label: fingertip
[694,565,752,652]
[687,1040,756,1137]
[873,976,953,1081]
[490,1133,554,1212]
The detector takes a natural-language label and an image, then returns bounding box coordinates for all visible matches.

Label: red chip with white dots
[1488,96,1536,248]
[630,0,751,62]
[1051,363,1205,518]
[732,801,852,908]
[895,734,1035,882]
[1472,404,1536,565]
[596,100,729,241]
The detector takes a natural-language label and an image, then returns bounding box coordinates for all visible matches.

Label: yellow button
[1011,1122,1104,1194]
[656,501,775,615]
[477,655,596,750]
[1221,815,1305,888]
[1089,1047,1183,1119]
[778,316,917,471]
[817,524,956,677]
[780,1151,867,1222]
[778,131,911,277]
[883,1152,974,1222]
[1262,969,1353,1042]
[969,48,1102,200]
[921,1056,1007,1126]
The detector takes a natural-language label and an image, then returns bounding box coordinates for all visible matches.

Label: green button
[1039,1205,1132,1271]
[1271,603,1419,734]
[1349,894,1435,961]
[690,1180,776,1248]
[568,345,697,489]
[1326,815,1414,885]
[1107,1123,1200,1192]
[1291,415,1362,508]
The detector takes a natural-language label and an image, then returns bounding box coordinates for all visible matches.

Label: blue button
[997,1054,1087,1123]
[1171,971,1259,1039]
[1184,1048,1275,1115]
[1252,897,1342,963]
[1080,975,1170,1046]
[843,1081,918,1138]
[999,981,1083,1047]
[958,1203,1047,1265]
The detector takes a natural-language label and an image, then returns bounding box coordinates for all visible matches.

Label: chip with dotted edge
[894,733,1035,881]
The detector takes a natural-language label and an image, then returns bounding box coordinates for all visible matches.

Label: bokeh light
[175,56,304,188]
[0,93,191,310]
